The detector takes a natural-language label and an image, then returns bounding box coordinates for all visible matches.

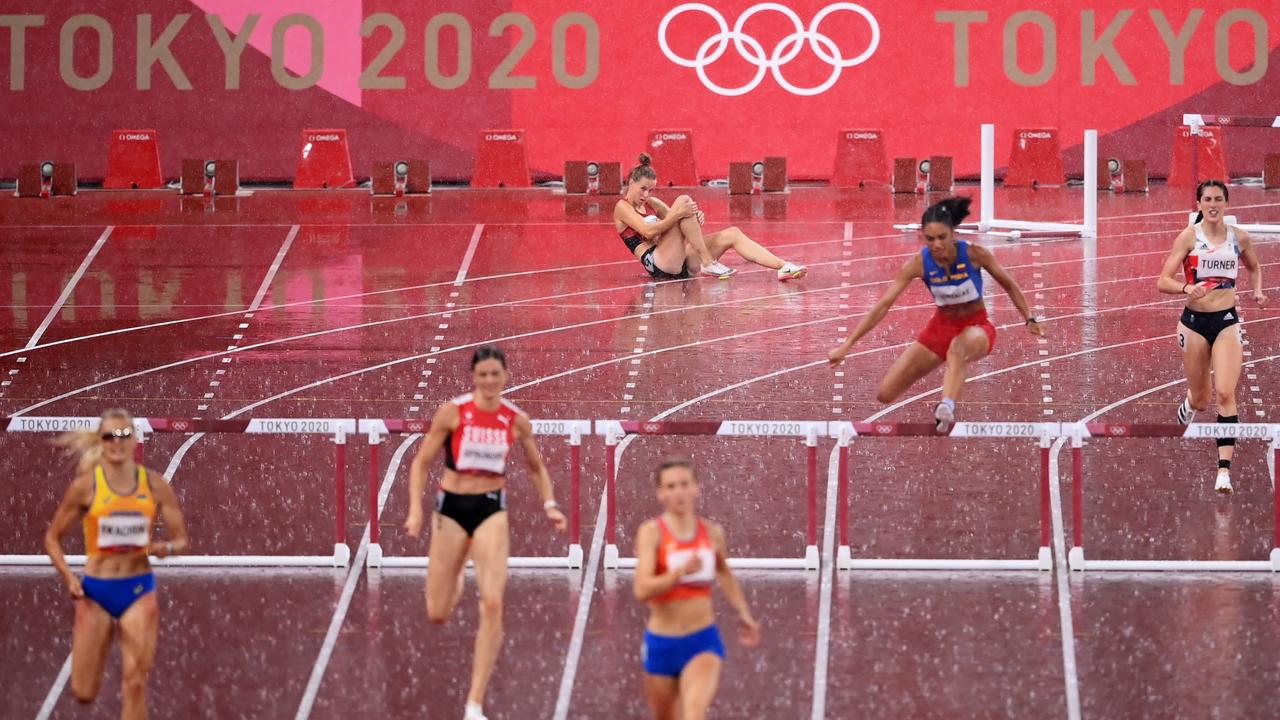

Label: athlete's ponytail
[921,196,973,229]
[55,408,134,474]
[628,153,657,184]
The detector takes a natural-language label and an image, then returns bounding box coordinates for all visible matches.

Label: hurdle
[831,420,1057,571]
[1066,422,1280,572]
[358,418,588,569]
[0,416,357,567]
[894,124,1097,239]
[596,420,823,571]
[1181,114,1280,234]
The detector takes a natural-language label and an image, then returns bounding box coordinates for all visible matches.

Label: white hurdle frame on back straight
[895,123,1098,240]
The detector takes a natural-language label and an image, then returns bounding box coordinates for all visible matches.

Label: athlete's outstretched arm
[828,255,922,366]
[969,245,1044,335]
[710,522,759,647]
[514,414,566,531]
[404,402,459,537]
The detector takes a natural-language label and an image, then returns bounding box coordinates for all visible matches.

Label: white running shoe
[1214,470,1233,495]
[464,704,488,720]
[701,260,735,278]
[1177,397,1195,425]
[934,403,956,434]
[777,262,807,281]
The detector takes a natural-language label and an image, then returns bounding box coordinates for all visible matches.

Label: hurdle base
[805,544,820,571]
[1038,545,1052,571]
[364,543,382,568]
[839,557,1045,571]
[837,545,852,570]
[1072,558,1276,572]
[605,555,813,570]
[1271,548,1280,572]
[373,554,581,569]
[1068,546,1085,571]
[605,543,621,569]
[334,543,352,568]
[568,543,584,569]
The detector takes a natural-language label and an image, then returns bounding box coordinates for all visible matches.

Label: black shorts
[435,489,506,536]
[1180,306,1240,348]
[641,247,691,281]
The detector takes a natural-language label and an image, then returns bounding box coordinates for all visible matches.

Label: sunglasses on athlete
[101,427,134,441]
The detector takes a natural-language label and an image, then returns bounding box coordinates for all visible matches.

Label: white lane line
[25,227,112,348]
[32,657,72,720]
[294,433,419,719]
[811,438,841,719]
[551,475,610,719]
[0,227,1224,360]
[454,224,485,286]
[1047,437,1083,720]
[249,225,299,312]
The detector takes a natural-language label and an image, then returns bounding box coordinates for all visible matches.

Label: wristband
[1181,282,1189,294]
[543,500,559,510]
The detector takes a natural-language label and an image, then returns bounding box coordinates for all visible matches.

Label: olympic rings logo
[658,2,880,96]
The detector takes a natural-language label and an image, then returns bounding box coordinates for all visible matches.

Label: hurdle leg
[805,427,820,570]
[1272,440,1280,572]
[1068,434,1085,571]
[366,430,383,568]
[836,431,853,570]
[604,432,620,569]
[568,428,583,568]
[333,430,351,568]
[1038,435,1052,570]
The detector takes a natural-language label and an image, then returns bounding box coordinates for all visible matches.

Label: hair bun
[638,153,652,166]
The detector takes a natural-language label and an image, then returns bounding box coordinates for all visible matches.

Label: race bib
[930,279,980,306]
[97,512,149,550]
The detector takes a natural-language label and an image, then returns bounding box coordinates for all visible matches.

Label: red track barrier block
[1264,154,1280,189]
[1169,125,1227,188]
[926,155,954,192]
[181,159,208,195]
[646,129,698,186]
[1005,128,1063,187]
[295,129,355,189]
[564,160,589,194]
[833,129,888,187]
[597,161,622,194]
[473,129,530,188]
[728,162,754,195]
[762,156,786,192]
[1120,159,1148,193]
[105,129,163,189]
[892,157,919,193]
[16,163,44,197]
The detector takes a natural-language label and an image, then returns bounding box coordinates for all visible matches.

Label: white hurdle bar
[831,421,1059,571]
[358,419,591,569]
[1067,422,1280,572]
[1181,113,1280,235]
[596,420,824,571]
[894,124,1097,240]
[0,416,358,568]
